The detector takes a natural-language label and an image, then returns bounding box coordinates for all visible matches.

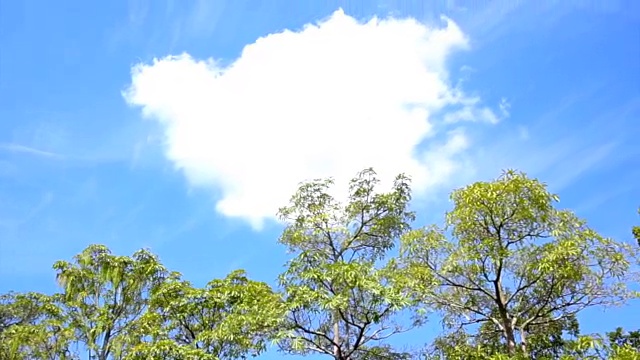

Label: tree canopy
[398,170,638,357]
[276,169,415,360]
[1,169,638,360]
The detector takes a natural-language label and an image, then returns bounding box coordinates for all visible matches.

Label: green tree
[1,291,48,333]
[400,170,639,357]
[591,327,640,359]
[426,313,582,360]
[277,168,416,360]
[425,329,489,360]
[0,292,76,359]
[53,244,168,360]
[607,327,640,352]
[480,313,581,359]
[127,269,285,359]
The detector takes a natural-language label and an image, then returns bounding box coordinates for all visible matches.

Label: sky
[0,0,639,356]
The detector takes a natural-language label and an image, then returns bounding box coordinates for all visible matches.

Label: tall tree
[277,168,416,360]
[127,269,285,359]
[400,170,639,357]
[54,244,168,360]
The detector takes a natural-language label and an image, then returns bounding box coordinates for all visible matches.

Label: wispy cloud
[0,143,64,159]
[23,192,55,224]
[0,191,55,233]
[185,0,227,38]
[573,175,639,216]
[468,90,640,193]
[128,0,150,27]
[455,0,527,42]
[546,142,618,192]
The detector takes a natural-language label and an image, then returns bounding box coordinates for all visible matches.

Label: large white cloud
[124,9,502,229]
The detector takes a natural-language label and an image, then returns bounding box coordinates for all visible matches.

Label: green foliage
[608,327,640,351]
[127,269,285,359]
[399,170,639,356]
[277,168,416,359]
[1,168,638,360]
[426,314,588,360]
[0,292,75,359]
[53,244,169,360]
[592,327,640,359]
[427,329,640,360]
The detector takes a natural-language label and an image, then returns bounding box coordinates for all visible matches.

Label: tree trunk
[333,311,341,360]
[520,328,529,358]
[494,277,516,356]
[503,322,517,356]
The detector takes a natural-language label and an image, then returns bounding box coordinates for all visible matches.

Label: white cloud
[124,9,501,229]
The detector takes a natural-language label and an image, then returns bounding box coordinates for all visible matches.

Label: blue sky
[0,0,639,356]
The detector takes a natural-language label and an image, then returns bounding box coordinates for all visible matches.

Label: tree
[127,269,285,359]
[510,314,580,359]
[425,329,490,360]
[426,313,582,360]
[399,170,639,357]
[53,244,168,360]
[1,291,48,333]
[607,327,640,352]
[592,327,640,359]
[277,168,416,360]
[479,312,582,359]
[0,292,76,359]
